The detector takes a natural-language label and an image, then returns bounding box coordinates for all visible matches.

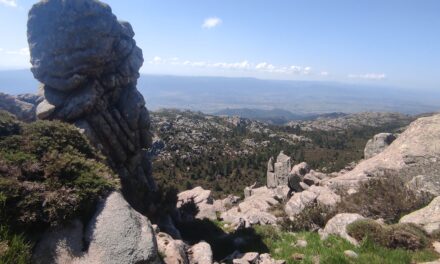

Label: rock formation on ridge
[27,0,156,212]
[364,132,397,159]
[324,114,440,194]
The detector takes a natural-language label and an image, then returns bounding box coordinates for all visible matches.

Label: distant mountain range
[1,69,439,115]
[214,108,346,124]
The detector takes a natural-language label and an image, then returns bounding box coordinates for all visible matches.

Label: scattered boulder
[344,250,358,259]
[230,252,285,264]
[0,92,36,121]
[156,232,189,264]
[221,187,280,226]
[364,133,397,159]
[82,192,160,264]
[319,213,365,245]
[285,186,340,217]
[400,196,440,234]
[33,192,160,264]
[177,186,217,220]
[188,242,213,264]
[290,162,310,179]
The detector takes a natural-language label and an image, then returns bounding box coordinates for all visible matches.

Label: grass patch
[254,226,439,264]
[0,225,31,264]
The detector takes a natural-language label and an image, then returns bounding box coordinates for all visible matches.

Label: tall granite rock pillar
[27,0,156,213]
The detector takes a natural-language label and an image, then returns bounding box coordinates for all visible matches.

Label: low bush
[280,203,335,232]
[336,173,433,223]
[0,115,118,233]
[347,219,429,250]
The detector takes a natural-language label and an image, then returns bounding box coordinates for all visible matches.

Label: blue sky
[0,0,439,90]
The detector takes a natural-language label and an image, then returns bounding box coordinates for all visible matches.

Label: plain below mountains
[1,69,440,116]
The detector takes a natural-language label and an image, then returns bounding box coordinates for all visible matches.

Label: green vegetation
[152,110,409,197]
[0,225,31,264]
[0,111,118,263]
[254,226,439,264]
[347,220,429,250]
[335,174,433,223]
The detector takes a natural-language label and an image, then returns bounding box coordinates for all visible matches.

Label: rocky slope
[150,109,413,196]
[288,112,414,132]
[324,114,440,193]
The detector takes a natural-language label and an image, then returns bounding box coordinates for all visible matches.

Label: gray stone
[27,0,156,212]
[344,250,358,259]
[290,162,311,178]
[83,192,160,264]
[319,213,365,245]
[32,220,84,264]
[0,92,36,121]
[33,192,160,264]
[156,232,189,264]
[295,240,308,248]
[400,196,440,234]
[324,114,440,194]
[364,133,397,159]
[189,242,213,264]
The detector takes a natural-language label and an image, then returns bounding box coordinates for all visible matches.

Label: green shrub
[280,203,335,232]
[347,220,429,250]
[388,223,429,250]
[0,111,20,137]
[0,116,117,232]
[347,219,388,246]
[336,173,433,223]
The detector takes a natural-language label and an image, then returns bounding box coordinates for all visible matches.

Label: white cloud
[147,56,315,76]
[202,17,222,29]
[255,62,275,71]
[7,47,29,56]
[348,73,386,80]
[0,0,17,7]
[320,71,329,76]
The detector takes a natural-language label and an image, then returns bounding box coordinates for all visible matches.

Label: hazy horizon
[1,0,440,90]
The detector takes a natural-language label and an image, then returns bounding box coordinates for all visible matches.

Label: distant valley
[1,69,439,117]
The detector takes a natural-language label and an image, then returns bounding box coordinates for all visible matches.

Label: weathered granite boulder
[156,232,189,264]
[27,0,156,213]
[290,162,310,179]
[267,157,276,188]
[364,133,397,159]
[274,151,292,186]
[267,151,293,188]
[188,242,213,264]
[221,187,280,226]
[177,186,217,220]
[32,192,160,264]
[324,114,440,194]
[400,196,440,234]
[83,192,160,264]
[285,186,340,217]
[0,92,36,121]
[319,213,365,245]
[32,220,84,264]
